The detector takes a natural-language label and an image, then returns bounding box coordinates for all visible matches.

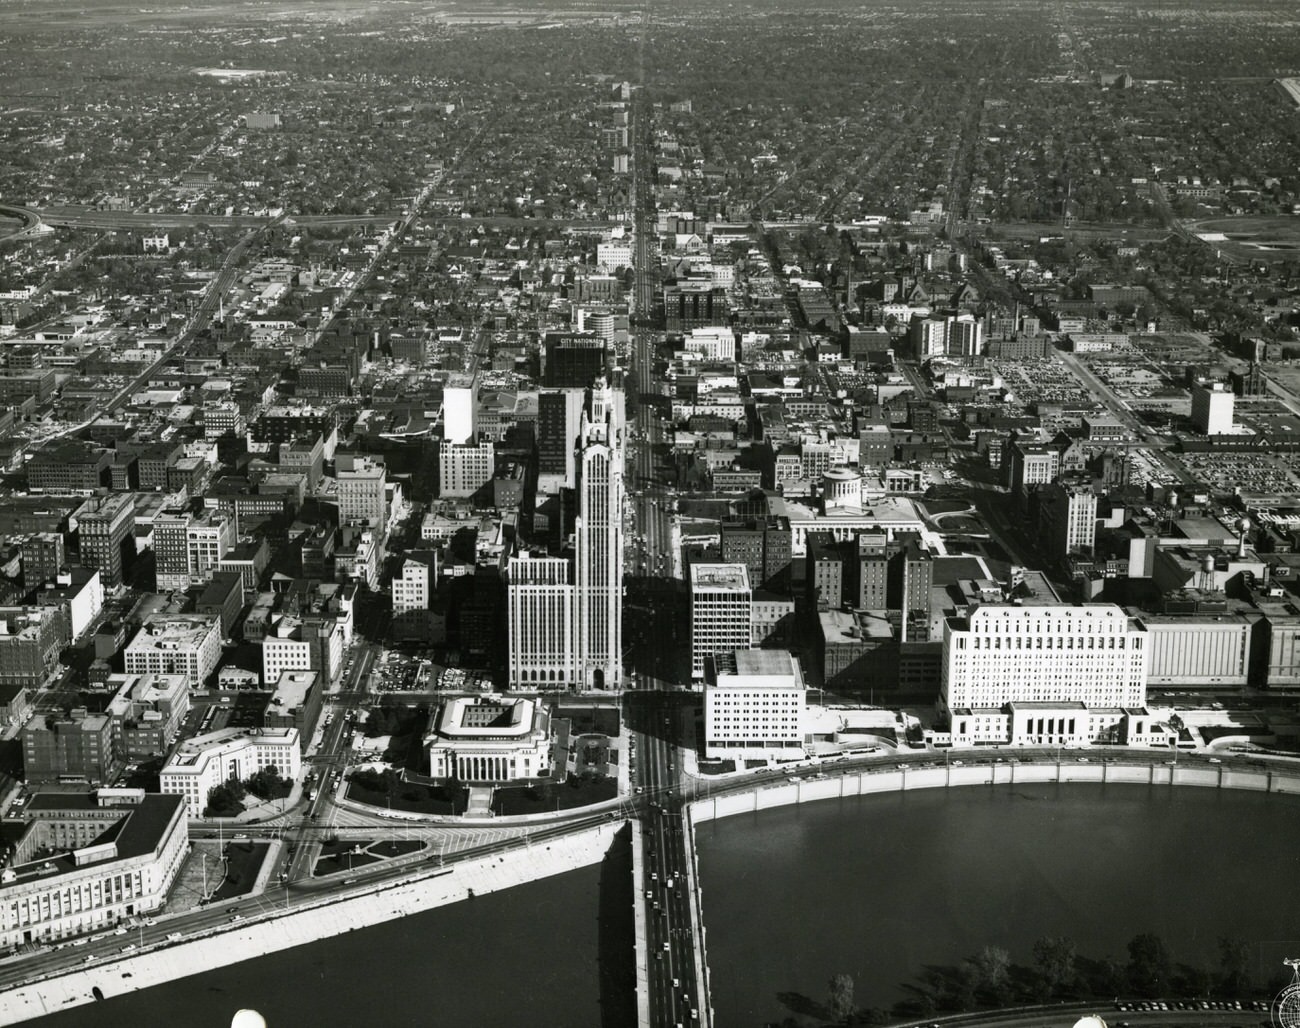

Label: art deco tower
[573,376,624,688]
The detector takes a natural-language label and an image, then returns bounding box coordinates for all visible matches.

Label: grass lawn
[211,842,270,900]
[345,779,467,815]
[697,759,736,776]
[314,842,382,877]
[492,775,617,815]
[370,839,425,858]
[554,706,621,737]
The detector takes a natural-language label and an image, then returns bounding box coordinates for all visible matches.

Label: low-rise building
[0,791,187,948]
[160,727,301,818]
[123,613,222,689]
[946,702,1176,749]
[261,670,322,750]
[703,648,806,761]
[103,673,190,761]
[425,696,552,784]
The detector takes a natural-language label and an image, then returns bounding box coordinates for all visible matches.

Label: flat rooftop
[690,563,751,591]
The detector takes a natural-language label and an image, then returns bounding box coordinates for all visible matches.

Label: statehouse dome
[1072,1017,1108,1028]
[231,1012,267,1028]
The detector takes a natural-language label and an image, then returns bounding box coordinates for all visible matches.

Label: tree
[1033,935,1077,997]
[204,778,247,818]
[1128,933,1172,997]
[1218,937,1252,996]
[245,764,285,800]
[828,973,855,1023]
[970,944,1012,1002]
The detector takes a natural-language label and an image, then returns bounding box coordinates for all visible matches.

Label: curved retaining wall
[0,821,622,1026]
[689,760,1300,824]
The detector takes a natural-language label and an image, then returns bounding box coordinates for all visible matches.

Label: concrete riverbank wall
[0,821,622,1026]
[631,820,651,1028]
[689,760,1300,825]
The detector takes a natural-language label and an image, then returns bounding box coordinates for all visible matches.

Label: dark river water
[23,784,1300,1028]
[27,834,633,1028]
[695,782,1300,1026]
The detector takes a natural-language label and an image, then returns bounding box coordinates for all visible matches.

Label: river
[696,782,1300,1026]
[19,783,1300,1028]
[24,833,634,1028]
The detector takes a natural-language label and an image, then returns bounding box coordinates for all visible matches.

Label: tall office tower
[76,494,134,589]
[573,377,624,689]
[506,554,575,689]
[542,334,607,389]
[891,536,933,642]
[21,533,64,591]
[187,510,235,584]
[720,515,792,591]
[1191,383,1234,436]
[856,530,890,608]
[438,440,495,499]
[536,390,586,493]
[1036,482,1098,558]
[153,510,193,591]
[336,455,387,527]
[945,314,984,357]
[443,372,478,445]
[806,532,848,611]
[690,563,753,680]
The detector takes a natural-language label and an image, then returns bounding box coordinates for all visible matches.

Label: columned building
[425,696,552,783]
[0,791,187,949]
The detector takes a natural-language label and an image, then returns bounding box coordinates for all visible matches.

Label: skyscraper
[76,493,134,589]
[506,554,574,689]
[443,372,478,445]
[573,377,624,689]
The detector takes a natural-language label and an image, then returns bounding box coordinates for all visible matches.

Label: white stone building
[941,603,1148,716]
[123,613,222,689]
[160,727,301,818]
[0,791,187,949]
[425,696,551,784]
[703,649,806,760]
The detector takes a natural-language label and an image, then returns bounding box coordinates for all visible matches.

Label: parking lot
[367,648,494,693]
[370,650,433,692]
[1180,451,1300,495]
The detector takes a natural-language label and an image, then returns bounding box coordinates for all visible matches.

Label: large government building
[0,790,187,949]
[941,603,1149,714]
[425,696,552,784]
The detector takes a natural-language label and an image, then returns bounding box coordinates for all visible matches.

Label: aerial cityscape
[4,0,1300,1025]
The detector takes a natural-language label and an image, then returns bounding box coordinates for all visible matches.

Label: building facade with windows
[0,791,187,949]
[75,493,134,589]
[940,603,1148,716]
[703,649,805,760]
[506,555,575,689]
[123,614,222,689]
[335,455,387,527]
[574,378,624,689]
[425,696,551,784]
[438,440,494,499]
[159,727,301,818]
[690,564,753,680]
